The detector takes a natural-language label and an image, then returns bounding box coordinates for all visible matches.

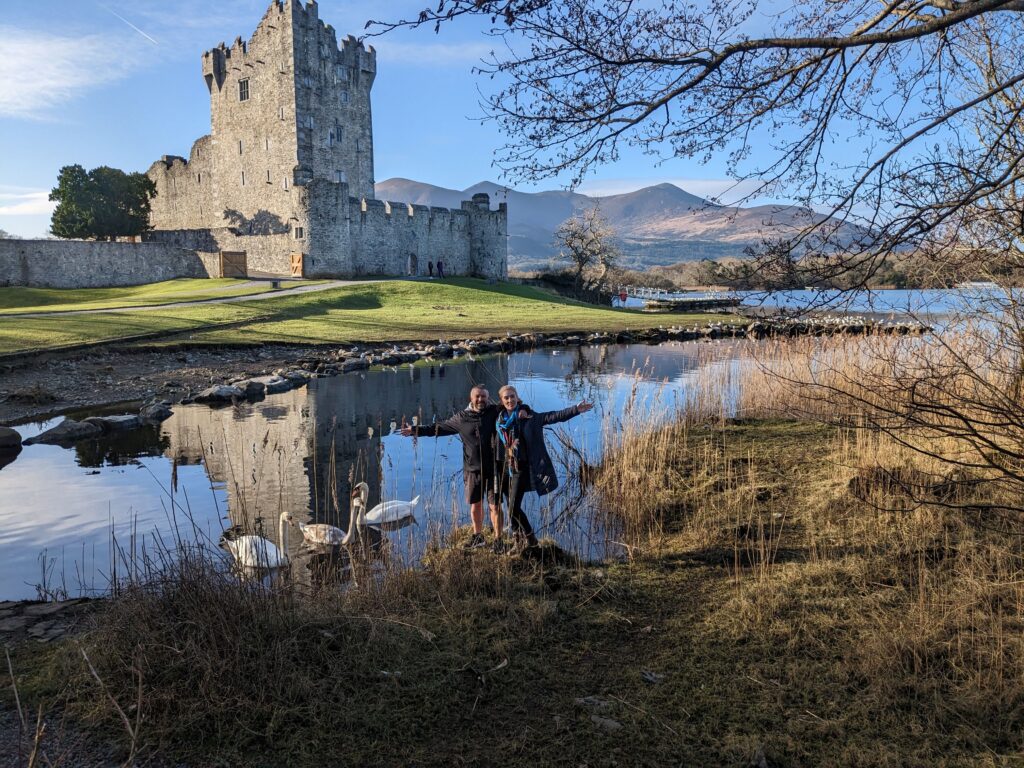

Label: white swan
[364,494,420,528]
[298,484,368,547]
[222,511,293,571]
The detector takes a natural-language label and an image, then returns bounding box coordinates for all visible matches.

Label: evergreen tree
[49,165,156,240]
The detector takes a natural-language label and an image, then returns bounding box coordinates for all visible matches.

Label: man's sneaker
[462,533,487,550]
[492,537,513,555]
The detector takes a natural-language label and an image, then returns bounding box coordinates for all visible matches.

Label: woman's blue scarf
[497,407,521,475]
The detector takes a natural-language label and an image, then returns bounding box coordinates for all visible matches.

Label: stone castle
[145,0,507,279]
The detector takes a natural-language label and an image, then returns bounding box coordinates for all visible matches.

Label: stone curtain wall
[147,228,297,275]
[0,240,215,288]
[304,181,508,278]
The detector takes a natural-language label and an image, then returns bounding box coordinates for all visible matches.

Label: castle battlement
[147,0,506,280]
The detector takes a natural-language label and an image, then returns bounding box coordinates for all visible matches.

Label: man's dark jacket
[411,403,498,474]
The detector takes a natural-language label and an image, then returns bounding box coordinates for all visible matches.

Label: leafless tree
[369,1,1024,285]
[554,207,620,297]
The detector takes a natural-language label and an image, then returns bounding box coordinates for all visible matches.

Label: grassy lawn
[0,278,732,355]
[0,278,283,315]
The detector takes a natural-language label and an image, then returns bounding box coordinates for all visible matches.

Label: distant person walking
[436,260,445,279]
[401,384,502,549]
[428,260,434,278]
[493,385,593,549]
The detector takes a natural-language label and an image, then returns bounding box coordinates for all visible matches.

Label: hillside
[376,178,864,270]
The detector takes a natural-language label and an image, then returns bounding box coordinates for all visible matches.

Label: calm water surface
[0,342,742,600]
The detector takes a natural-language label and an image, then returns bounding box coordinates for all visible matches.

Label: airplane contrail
[99,4,159,45]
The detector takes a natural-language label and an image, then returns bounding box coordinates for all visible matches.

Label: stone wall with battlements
[0,240,216,288]
[303,182,506,278]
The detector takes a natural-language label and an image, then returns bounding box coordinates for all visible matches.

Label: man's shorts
[464,470,496,506]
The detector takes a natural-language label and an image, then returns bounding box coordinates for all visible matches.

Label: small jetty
[620,286,742,313]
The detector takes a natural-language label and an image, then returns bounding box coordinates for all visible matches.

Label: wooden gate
[290,252,304,278]
[220,251,247,278]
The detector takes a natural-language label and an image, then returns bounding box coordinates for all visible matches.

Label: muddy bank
[0,343,319,426]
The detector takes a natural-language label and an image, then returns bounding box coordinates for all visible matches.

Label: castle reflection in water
[163,357,509,558]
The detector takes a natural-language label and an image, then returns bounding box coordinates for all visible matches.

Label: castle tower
[146,0,506,280]
[197,0,375,228]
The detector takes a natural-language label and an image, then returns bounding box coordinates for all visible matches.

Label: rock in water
[0,426,22,452]
[194,384,244,403]
[24,420,102,445]
[139,402,174,423]
[83,414,142,432]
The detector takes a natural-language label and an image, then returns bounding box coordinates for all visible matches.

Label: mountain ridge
[374,178,859,270]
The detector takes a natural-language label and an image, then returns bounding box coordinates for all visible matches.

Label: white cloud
[0,27,137,119]
[0,190,55,217]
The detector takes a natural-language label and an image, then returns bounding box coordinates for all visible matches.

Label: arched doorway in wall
[407,251,418,276]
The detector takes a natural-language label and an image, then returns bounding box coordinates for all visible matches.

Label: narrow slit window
[266,170,271,183]
[241,171,246,186]
[265,137,270,151]
[239,78,249,101]
[238,139,243,155]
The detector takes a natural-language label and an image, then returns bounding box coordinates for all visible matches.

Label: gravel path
[8,278,385,318]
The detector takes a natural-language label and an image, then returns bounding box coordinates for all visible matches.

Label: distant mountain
[374,178,864,270]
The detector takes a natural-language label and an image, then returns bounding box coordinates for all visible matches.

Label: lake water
[0,342,742,600]
[624,286,1008,323]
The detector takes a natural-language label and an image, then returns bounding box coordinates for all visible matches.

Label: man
[436,259,445,279]
[401,384,502,549]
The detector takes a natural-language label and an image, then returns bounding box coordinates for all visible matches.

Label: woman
[493,384,593,550]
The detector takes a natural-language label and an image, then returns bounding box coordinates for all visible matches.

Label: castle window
[241,171,246,186]
[197,173,201,184]
[334,170,346,183]
[340,90,349,104]
[265,138,270,151]
[266,170,271,184]
[239,78,249,101]
[238,139,243,155]
[279,106,285,120]
[282,177,289,190]
[328,130,334,147]
[293,226,304,240]
[306,115,314,129]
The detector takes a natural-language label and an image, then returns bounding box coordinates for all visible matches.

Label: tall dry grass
[585,328,1024,753]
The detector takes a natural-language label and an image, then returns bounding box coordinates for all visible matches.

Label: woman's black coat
[495,404,583,496]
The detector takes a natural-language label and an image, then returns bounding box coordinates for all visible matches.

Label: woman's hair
[498,385,518,399]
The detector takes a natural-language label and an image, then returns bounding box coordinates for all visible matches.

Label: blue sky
[0,0,762,237]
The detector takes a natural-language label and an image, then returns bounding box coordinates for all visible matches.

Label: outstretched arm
[401,413,460,437]
[538,401,594,426]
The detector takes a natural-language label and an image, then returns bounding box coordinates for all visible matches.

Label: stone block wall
[0,240,215,288]
[146,228,297,275]
[303,180,505,278]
